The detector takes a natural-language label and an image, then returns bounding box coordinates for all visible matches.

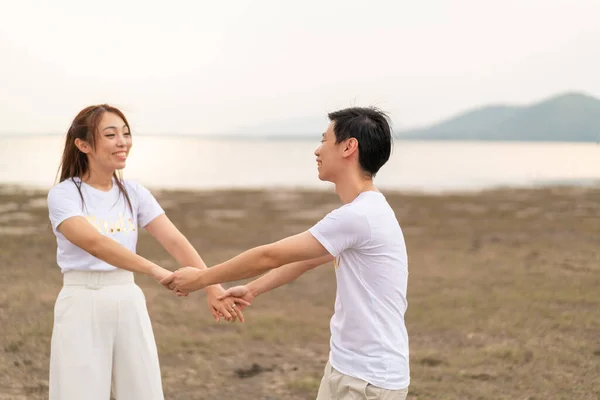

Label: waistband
[63,269,135,289]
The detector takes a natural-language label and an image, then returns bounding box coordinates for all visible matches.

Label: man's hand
[160,266,205,293]
[161,268,251,321]
[154,267,188,297]
[217,285,255,310]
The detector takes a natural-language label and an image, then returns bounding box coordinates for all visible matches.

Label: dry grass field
[0,185,598,399]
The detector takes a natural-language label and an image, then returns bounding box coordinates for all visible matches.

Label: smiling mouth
[114,152,127,158]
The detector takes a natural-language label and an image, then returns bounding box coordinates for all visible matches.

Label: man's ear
[74,138,91,154]
[342,137,359,158]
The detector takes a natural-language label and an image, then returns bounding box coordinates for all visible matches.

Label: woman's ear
[74,138,91,154]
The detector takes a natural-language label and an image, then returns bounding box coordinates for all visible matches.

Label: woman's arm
[144,214,249,322]
[57,216,170,282]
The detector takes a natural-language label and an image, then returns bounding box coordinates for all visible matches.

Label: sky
[1,0,599,135]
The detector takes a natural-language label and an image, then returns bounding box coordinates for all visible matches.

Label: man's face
[314,121,343,182]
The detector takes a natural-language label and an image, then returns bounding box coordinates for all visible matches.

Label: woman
[47,104,247,400]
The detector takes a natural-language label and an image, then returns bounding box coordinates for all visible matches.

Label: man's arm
[247,254,334,297]
[215,255,334,306]
[162,231,330,293]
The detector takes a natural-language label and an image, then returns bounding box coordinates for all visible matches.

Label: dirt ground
[0,185,598,399]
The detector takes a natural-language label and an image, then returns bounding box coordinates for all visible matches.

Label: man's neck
[335,176,376,204]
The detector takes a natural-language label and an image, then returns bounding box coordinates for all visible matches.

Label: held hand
[206,286,251,323]
[152,267,188,297]
[151,265,172,283]
[160,266,204,294]
[217,285,255,309]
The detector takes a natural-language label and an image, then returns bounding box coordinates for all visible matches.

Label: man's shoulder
[341,192,386,216]
[327,202,365,220]
[314,203,370,236]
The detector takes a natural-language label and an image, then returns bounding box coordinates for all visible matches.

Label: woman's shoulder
[121,178,146,193]
[48,178,80,196]
[121,179,159,202]
[47,178,83,209]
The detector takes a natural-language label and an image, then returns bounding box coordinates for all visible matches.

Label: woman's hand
[206,285,251,323]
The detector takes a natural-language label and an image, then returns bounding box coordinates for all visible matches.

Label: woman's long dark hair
[56,104,133,214]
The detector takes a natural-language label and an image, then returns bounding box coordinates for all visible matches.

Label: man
[162,107,410,399]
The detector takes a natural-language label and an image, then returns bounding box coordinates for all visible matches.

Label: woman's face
[80,112,132,173]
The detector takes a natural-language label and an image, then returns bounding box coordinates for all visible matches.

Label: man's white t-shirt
[309,191,410,390]
[47,177,164,273]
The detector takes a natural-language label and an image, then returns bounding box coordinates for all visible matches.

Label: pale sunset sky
[0,0,598,135]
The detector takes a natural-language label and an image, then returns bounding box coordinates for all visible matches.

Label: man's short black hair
[328,107,392,176]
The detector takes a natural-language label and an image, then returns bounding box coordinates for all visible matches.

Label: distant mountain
[222,92,600,142]
[399,92,600,142]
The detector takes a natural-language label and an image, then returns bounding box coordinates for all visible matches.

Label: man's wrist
[194,269,210,290]
[246,282,261,299]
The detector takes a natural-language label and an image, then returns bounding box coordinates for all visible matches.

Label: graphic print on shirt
[333,255,341,269]
[86,212,136,236]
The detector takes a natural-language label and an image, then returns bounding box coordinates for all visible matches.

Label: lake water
[0,135,598,193]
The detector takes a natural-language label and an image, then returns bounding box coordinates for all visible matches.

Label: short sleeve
[308,207,371,257]
[129,182,164,227]
[47,183,85,231]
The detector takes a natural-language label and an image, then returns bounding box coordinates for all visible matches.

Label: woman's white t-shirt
[47,177,164,273]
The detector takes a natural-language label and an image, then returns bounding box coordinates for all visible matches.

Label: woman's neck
[82,169,114,192]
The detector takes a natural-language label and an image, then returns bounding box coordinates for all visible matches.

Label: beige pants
[49,269,164,400]
[316,361,408,400]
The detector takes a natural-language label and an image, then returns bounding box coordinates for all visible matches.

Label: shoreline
[1,180,599,197]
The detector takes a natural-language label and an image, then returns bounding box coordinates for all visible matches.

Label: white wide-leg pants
[49,269,164,400]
